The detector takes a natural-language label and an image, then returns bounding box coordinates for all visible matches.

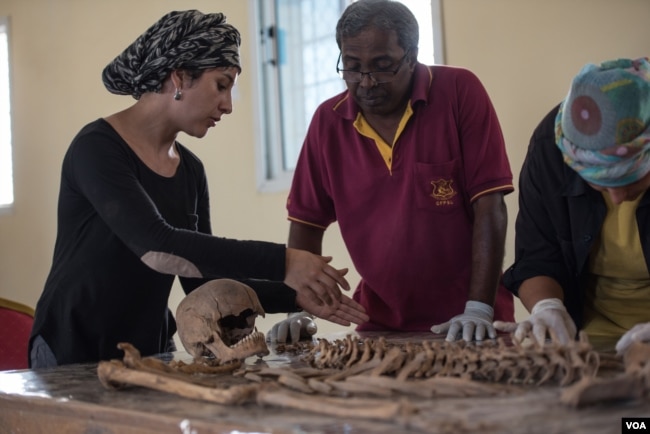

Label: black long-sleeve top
[31,119,296,365]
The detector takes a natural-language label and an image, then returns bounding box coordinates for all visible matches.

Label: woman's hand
[283,248,350,308]
[616,322,650,355]
[296,291,369,327]
[493,298,577,345]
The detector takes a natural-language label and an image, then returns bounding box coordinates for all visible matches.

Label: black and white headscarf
[102,10,241,99]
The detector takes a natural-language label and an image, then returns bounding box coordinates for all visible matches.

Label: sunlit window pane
[0,17,13,209]
[276,0,345,172]
[398,0,435,65]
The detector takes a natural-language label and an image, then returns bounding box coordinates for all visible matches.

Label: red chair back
[0,298,35,370]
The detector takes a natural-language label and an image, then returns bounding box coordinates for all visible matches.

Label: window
[0,17,12,210]
[253,0,444,192]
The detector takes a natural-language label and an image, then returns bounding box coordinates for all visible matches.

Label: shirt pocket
[414,160,463,213]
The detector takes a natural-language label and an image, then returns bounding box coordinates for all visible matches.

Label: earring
[174,88,182,101]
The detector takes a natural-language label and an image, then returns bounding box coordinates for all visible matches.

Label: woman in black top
[30,10,367,367]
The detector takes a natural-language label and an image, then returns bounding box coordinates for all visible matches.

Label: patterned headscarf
[555,57,650,187]
[102,10,241,99]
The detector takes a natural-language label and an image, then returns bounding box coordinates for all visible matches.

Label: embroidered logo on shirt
[430,179,456,205]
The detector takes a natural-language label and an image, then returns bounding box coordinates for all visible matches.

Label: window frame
[0,15,13,213]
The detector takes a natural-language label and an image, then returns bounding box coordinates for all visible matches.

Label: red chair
[0,298,35,370]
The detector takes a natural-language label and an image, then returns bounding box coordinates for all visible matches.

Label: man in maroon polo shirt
[285,0,515,341]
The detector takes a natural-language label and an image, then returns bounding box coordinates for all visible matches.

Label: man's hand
[430,301,496,342]
[284,248,350,308]
[493,298,577,345]
[267,312,318,344]
[616,322,650,356]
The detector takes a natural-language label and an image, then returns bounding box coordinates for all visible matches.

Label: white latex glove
[615,322,650,356]
[430,301,496,342]
[493,298,577,345]
[267,312,317,344]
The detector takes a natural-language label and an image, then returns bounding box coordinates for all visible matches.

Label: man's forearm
[468,193,507,305]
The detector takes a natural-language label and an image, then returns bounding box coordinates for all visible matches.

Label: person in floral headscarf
[496,57,650,354]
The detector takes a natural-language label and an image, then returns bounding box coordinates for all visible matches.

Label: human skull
[176,279,269,363]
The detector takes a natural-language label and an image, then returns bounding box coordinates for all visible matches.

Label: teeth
[231,331,265,349]
[227,331,269,359]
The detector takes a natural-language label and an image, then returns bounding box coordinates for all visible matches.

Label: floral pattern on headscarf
[555,57,650,187]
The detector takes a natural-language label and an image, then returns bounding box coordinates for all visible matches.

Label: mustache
[355,88,386,98]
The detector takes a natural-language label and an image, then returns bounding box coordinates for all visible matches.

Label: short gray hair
[335,0,419,53]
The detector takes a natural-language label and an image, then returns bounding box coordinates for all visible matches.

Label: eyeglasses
[336,51,410,83]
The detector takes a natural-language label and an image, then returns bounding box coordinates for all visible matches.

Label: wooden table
[0,332,648,434]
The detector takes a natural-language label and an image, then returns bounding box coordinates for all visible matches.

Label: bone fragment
[244,372,263,383]
[256,385,416,424]
[321,359,380,382]
[168,359,241,375]
[278,374,314,394]
[560,375,644,408]
[97,360,258,405]
[307,378,334,394]
[370,347,405,376]
[326,379,394,397]
[344,375,433,398]
[117,342,239,383]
